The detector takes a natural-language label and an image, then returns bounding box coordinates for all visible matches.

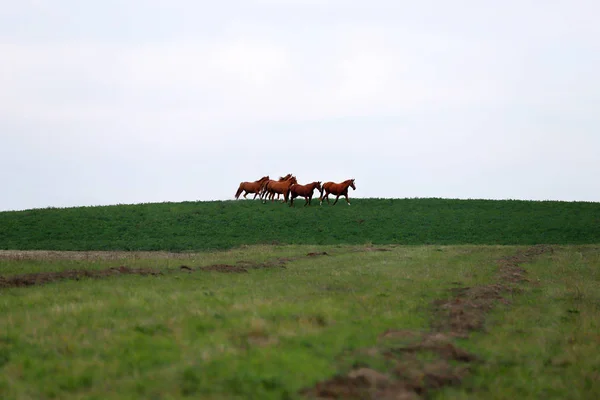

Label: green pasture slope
[1,245,599,399]
[1,198,600,251]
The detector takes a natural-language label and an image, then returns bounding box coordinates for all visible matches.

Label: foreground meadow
[0,244,599,399]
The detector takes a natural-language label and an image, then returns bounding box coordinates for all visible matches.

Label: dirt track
[0,247,402,289]
[300,245,554,399]
[0,266,163,289]
[0,251,336,289]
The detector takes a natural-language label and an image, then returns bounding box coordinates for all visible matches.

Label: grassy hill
[1,198,599,251]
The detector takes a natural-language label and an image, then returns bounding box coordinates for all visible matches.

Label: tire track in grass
[0,246,397,289]
[0,250,342,289]
[300,245,553,400]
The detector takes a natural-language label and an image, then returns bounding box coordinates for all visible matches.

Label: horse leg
[260,185,267,201]
[342,189,351,205]
[261,188,269,203]
[333,194,340,205]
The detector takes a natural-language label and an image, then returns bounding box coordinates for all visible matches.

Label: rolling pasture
[1,198,599,399]
[1,198,599,251]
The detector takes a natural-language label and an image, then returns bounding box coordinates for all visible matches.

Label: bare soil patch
[301,245,553,399]
[354,247,393,253]
[199,264,249,273]
[302,356,471,400]
[182,257,295,274]
[0,266,161,289]
[302,331,477,400]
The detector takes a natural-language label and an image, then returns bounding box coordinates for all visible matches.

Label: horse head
[315,181,322,191]
[350,179,356,190]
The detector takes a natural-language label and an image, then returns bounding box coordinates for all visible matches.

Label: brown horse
[289,181,322,207]
[262,176,297,203]
[261,173,293,201]
[320,179,356,205]
[235,176,270,200]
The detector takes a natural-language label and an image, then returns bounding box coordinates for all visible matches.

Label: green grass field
[1,198,599,399]
[1,198,599,251]
[1,244,599,399]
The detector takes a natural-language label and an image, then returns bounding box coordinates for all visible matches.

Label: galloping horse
[262,176,297,203]
[289,181,322,207]
[235,176,270,200]
[261,173,293,201]
[320,179,356,205]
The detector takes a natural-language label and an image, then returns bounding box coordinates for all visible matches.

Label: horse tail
[235,183,244,199]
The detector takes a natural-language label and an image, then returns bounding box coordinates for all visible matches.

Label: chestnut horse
[289,181,322,207]
[262,176,297,203]
[235,176,270,200]
[261,173,293,201]
[320,179,356,205]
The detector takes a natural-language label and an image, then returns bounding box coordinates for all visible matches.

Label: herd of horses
[235,174,356,206]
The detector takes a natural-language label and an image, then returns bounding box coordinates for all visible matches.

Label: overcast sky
[1,1,598,211]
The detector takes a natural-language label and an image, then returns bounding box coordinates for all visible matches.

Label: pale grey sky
[1,1,599,211]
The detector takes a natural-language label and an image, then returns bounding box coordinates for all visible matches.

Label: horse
[289,181,322,207]
[262,176,297,203]
[320,179,356,205]
[260,173,294,201]
[235,176,270,200]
